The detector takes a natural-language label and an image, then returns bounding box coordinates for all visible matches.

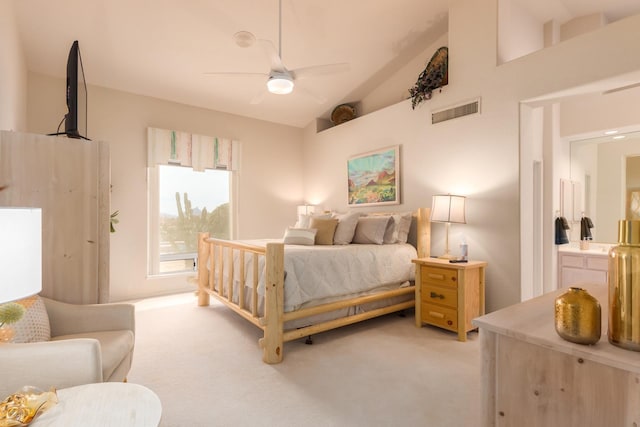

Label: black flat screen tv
[50,40,89,140]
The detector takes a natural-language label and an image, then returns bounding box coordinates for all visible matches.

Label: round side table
[31,382,162,426]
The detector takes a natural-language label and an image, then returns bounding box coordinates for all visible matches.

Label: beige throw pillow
[353,216,390,244]
[309,217,338,245]
[332,212,362,245]
[10,295,51,343]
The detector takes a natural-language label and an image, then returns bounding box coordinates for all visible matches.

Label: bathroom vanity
[557,243,612,288]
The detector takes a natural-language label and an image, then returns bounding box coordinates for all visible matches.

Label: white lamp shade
[297,204,317,216]
[431,194,466,224]
[0,208,42,303]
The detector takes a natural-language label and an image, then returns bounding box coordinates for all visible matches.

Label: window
[148,165,232,275]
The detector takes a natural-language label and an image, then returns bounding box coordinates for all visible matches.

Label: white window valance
[147,127,239,171]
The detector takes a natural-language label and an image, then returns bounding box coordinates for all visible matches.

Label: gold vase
[554,287,601,345]
[608,220,640,351]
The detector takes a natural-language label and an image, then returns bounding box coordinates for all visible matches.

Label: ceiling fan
[205,0,349,104]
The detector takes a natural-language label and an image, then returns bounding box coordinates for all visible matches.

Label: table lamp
[297,204,317,216]
[0,208,42,340]
[430,194,466,259]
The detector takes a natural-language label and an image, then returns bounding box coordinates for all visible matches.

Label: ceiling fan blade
[290,63,350,80]
[250,89,269,105]
[257,39,286,73]
[204,71,268,77]
[295,86,327,104]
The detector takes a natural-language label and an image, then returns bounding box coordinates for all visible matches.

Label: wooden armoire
[0,131,110,303]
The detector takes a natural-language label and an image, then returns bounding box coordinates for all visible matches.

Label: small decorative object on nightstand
[413,257,487,341]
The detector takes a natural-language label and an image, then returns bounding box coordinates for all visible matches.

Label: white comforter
[235,240,417,312]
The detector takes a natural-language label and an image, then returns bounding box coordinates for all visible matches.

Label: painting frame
[347,145,400,207]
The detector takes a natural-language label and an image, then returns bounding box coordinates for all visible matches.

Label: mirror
[570,131,640,243]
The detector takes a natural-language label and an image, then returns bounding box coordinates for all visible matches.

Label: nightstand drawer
[422,284,457,309]
[421,303,458,332]
[421,265,458,288]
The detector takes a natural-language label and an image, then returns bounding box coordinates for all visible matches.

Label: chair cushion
[11,295,51,343]
[52,330,134,381]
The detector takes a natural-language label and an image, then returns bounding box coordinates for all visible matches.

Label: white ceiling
[11,0,640,128]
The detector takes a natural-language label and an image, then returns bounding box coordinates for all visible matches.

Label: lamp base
[438,252,455,260]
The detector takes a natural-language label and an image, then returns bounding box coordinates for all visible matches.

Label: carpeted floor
[127,293,481,427]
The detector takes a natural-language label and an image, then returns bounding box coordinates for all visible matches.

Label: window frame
[147,164,236,277]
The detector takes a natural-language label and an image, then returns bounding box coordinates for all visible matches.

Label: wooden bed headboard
[411,207,431,259]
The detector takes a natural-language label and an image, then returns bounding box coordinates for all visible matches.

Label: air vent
[431,98,480,124]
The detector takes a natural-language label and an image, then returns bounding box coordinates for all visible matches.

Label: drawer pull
[430,291,445,299]
[427,273,445,280]
[428,311,445,319]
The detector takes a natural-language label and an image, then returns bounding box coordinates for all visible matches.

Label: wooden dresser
[473,283,640,427]
[413,258,487,341]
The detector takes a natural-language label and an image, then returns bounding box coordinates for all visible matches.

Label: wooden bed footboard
[196,207,431,364]
[197,235,285,363]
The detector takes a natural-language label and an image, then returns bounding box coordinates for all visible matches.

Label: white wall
[596,136,640,241]
[360,33,449,117]
[560,13,607,42]
[27,72,304,301]
[304,1,640,311]
[519,13,640,295]
[303,1,522,312]
[497,0,544,64]
[0,0,27,131]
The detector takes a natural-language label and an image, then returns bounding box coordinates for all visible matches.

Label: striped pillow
[283,228,317,245]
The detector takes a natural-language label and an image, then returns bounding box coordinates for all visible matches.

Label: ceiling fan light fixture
[267,74,294,94]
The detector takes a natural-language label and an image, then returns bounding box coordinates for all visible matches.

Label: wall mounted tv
[49,40,90,140]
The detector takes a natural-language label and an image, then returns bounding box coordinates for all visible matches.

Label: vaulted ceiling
[12,0,640,128]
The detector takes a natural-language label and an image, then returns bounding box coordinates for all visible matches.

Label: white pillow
[294,213,332,229]
[382,216,397,244]
[363,212,412,244]
[283,228,317,245]
[393,212,413,243]
[332,212,362,245]
[10,295,51,343]
[353,216,390,245]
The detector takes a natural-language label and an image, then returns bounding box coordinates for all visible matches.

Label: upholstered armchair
[0,297,135,397]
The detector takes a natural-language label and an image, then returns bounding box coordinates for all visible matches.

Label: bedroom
[3,0,640,309]
[1,0,640,424]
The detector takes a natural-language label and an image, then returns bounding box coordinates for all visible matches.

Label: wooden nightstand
[412,258,487,341]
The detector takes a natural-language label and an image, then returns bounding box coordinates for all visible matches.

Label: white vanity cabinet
[558,248,609,288]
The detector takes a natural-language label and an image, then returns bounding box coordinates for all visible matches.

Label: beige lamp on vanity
[431,194,466,259]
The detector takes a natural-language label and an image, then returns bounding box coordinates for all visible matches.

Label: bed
[196,207,431,363]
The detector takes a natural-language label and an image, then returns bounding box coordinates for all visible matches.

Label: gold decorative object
[554,287,601,345]
[0,387,57,426]
[608,220,640,351]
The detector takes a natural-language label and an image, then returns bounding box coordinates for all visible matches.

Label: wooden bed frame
[196,207,431,364]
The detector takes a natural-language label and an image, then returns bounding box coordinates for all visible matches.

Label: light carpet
[127,293,481,427]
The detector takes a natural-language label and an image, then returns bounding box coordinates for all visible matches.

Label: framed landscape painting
[348,145,400,207]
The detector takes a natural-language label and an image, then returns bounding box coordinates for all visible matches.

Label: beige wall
[0,0,27,131]
[302,1,640,312]
[27,72,304,301]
